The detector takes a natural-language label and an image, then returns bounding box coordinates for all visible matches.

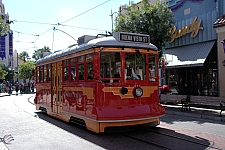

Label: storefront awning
[164,41,215,68]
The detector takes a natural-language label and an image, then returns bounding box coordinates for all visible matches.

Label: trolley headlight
[134,87,143,97]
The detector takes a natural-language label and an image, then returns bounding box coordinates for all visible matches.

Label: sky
[3,0,139,57]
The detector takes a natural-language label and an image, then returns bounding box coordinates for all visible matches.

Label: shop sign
[169,17,203,43]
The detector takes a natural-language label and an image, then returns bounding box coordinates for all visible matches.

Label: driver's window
[125,53,146,80]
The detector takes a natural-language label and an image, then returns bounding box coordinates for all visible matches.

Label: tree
[115,0,175,57]
[19,51,30,62]
[0,16,10,36]
[0,62,8,81]
[17,61,35,82]
[32,46,51,61]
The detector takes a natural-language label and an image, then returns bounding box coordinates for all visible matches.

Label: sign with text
[119,32,150,44]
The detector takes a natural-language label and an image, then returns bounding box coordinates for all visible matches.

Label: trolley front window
[125,53,146,80]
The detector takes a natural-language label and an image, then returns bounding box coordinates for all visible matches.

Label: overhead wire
[38,0,111,37]
[13,0,112,48]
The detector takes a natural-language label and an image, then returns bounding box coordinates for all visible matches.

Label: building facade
[164,0,225,97]
[0,0,13,68]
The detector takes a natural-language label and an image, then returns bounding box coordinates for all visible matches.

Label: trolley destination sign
[119,32,150,44]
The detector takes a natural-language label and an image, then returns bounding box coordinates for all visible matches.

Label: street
[0,94,225,150]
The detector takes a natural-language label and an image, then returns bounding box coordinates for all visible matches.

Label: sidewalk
[163,104,225,122]
[160,94,225,122]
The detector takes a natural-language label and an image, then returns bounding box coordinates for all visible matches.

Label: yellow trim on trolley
[102,86,157,98]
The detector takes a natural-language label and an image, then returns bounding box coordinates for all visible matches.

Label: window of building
[167,69,179,94]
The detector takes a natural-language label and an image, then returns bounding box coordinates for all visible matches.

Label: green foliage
[19,51,30,62]
[0,62,8,80]
[17,61,35,80]
[0,16,10,36]
[32,46,51,61]
[115,0,175,57]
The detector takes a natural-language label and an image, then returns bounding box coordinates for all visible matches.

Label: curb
[166,109,225,122]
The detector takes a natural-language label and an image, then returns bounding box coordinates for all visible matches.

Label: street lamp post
[110,9,119,33]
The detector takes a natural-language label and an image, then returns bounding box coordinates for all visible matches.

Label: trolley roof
[36,32,158,64]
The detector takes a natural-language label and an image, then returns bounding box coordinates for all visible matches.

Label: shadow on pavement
[35,112,217,150]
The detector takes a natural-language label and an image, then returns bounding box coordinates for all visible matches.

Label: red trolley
[34,32,165,133]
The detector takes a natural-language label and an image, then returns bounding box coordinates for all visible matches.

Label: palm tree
[19,51,30,62]
[32,46,51,61]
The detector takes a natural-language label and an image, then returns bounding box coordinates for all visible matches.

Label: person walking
[8,83,12,95]
[31,82,35,93]
[20,82,24,95]
[6,81,9,95]
[15,82,19,96]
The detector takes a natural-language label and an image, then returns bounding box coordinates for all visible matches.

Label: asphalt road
[1,94,225,150]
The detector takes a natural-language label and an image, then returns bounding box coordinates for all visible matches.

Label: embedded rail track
[121,128,224,150]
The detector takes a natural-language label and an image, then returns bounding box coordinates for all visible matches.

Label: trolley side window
[47,64,51,82]
[70,58,76,81]
[37,67,39,83]
[78,56,84,80]
[39,66,43,83]
[86,54,93,80]
[125,53,146,80]
[44,65,47,82]
[100,52,121,83]
[64,60,69,81]
[149,54,157,82]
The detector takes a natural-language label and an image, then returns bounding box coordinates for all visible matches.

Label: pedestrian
[15,82,19,96]
[6,81,9,94]
[31,82,34,93]
[8,83,12,95]
[20,82,24,95]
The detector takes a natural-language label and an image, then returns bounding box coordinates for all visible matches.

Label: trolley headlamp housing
[134,87,143,97]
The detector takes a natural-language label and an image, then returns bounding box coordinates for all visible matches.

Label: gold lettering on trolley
[169,17,203,43]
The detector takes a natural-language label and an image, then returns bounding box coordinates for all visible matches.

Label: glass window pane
[64,60,68,66]
[39,66,43,82]
[78,56,84,62]
[100,52,121,83]
[48,64,51,81]
[44,65,47,82]
[125,53,146,80]
[78,64,84,80]
[64,67,68,81]
[70,58,76,65]
[149,55,156,82]
[86,54,93,61]
[87,62,93,80]
[71,66,76,81]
